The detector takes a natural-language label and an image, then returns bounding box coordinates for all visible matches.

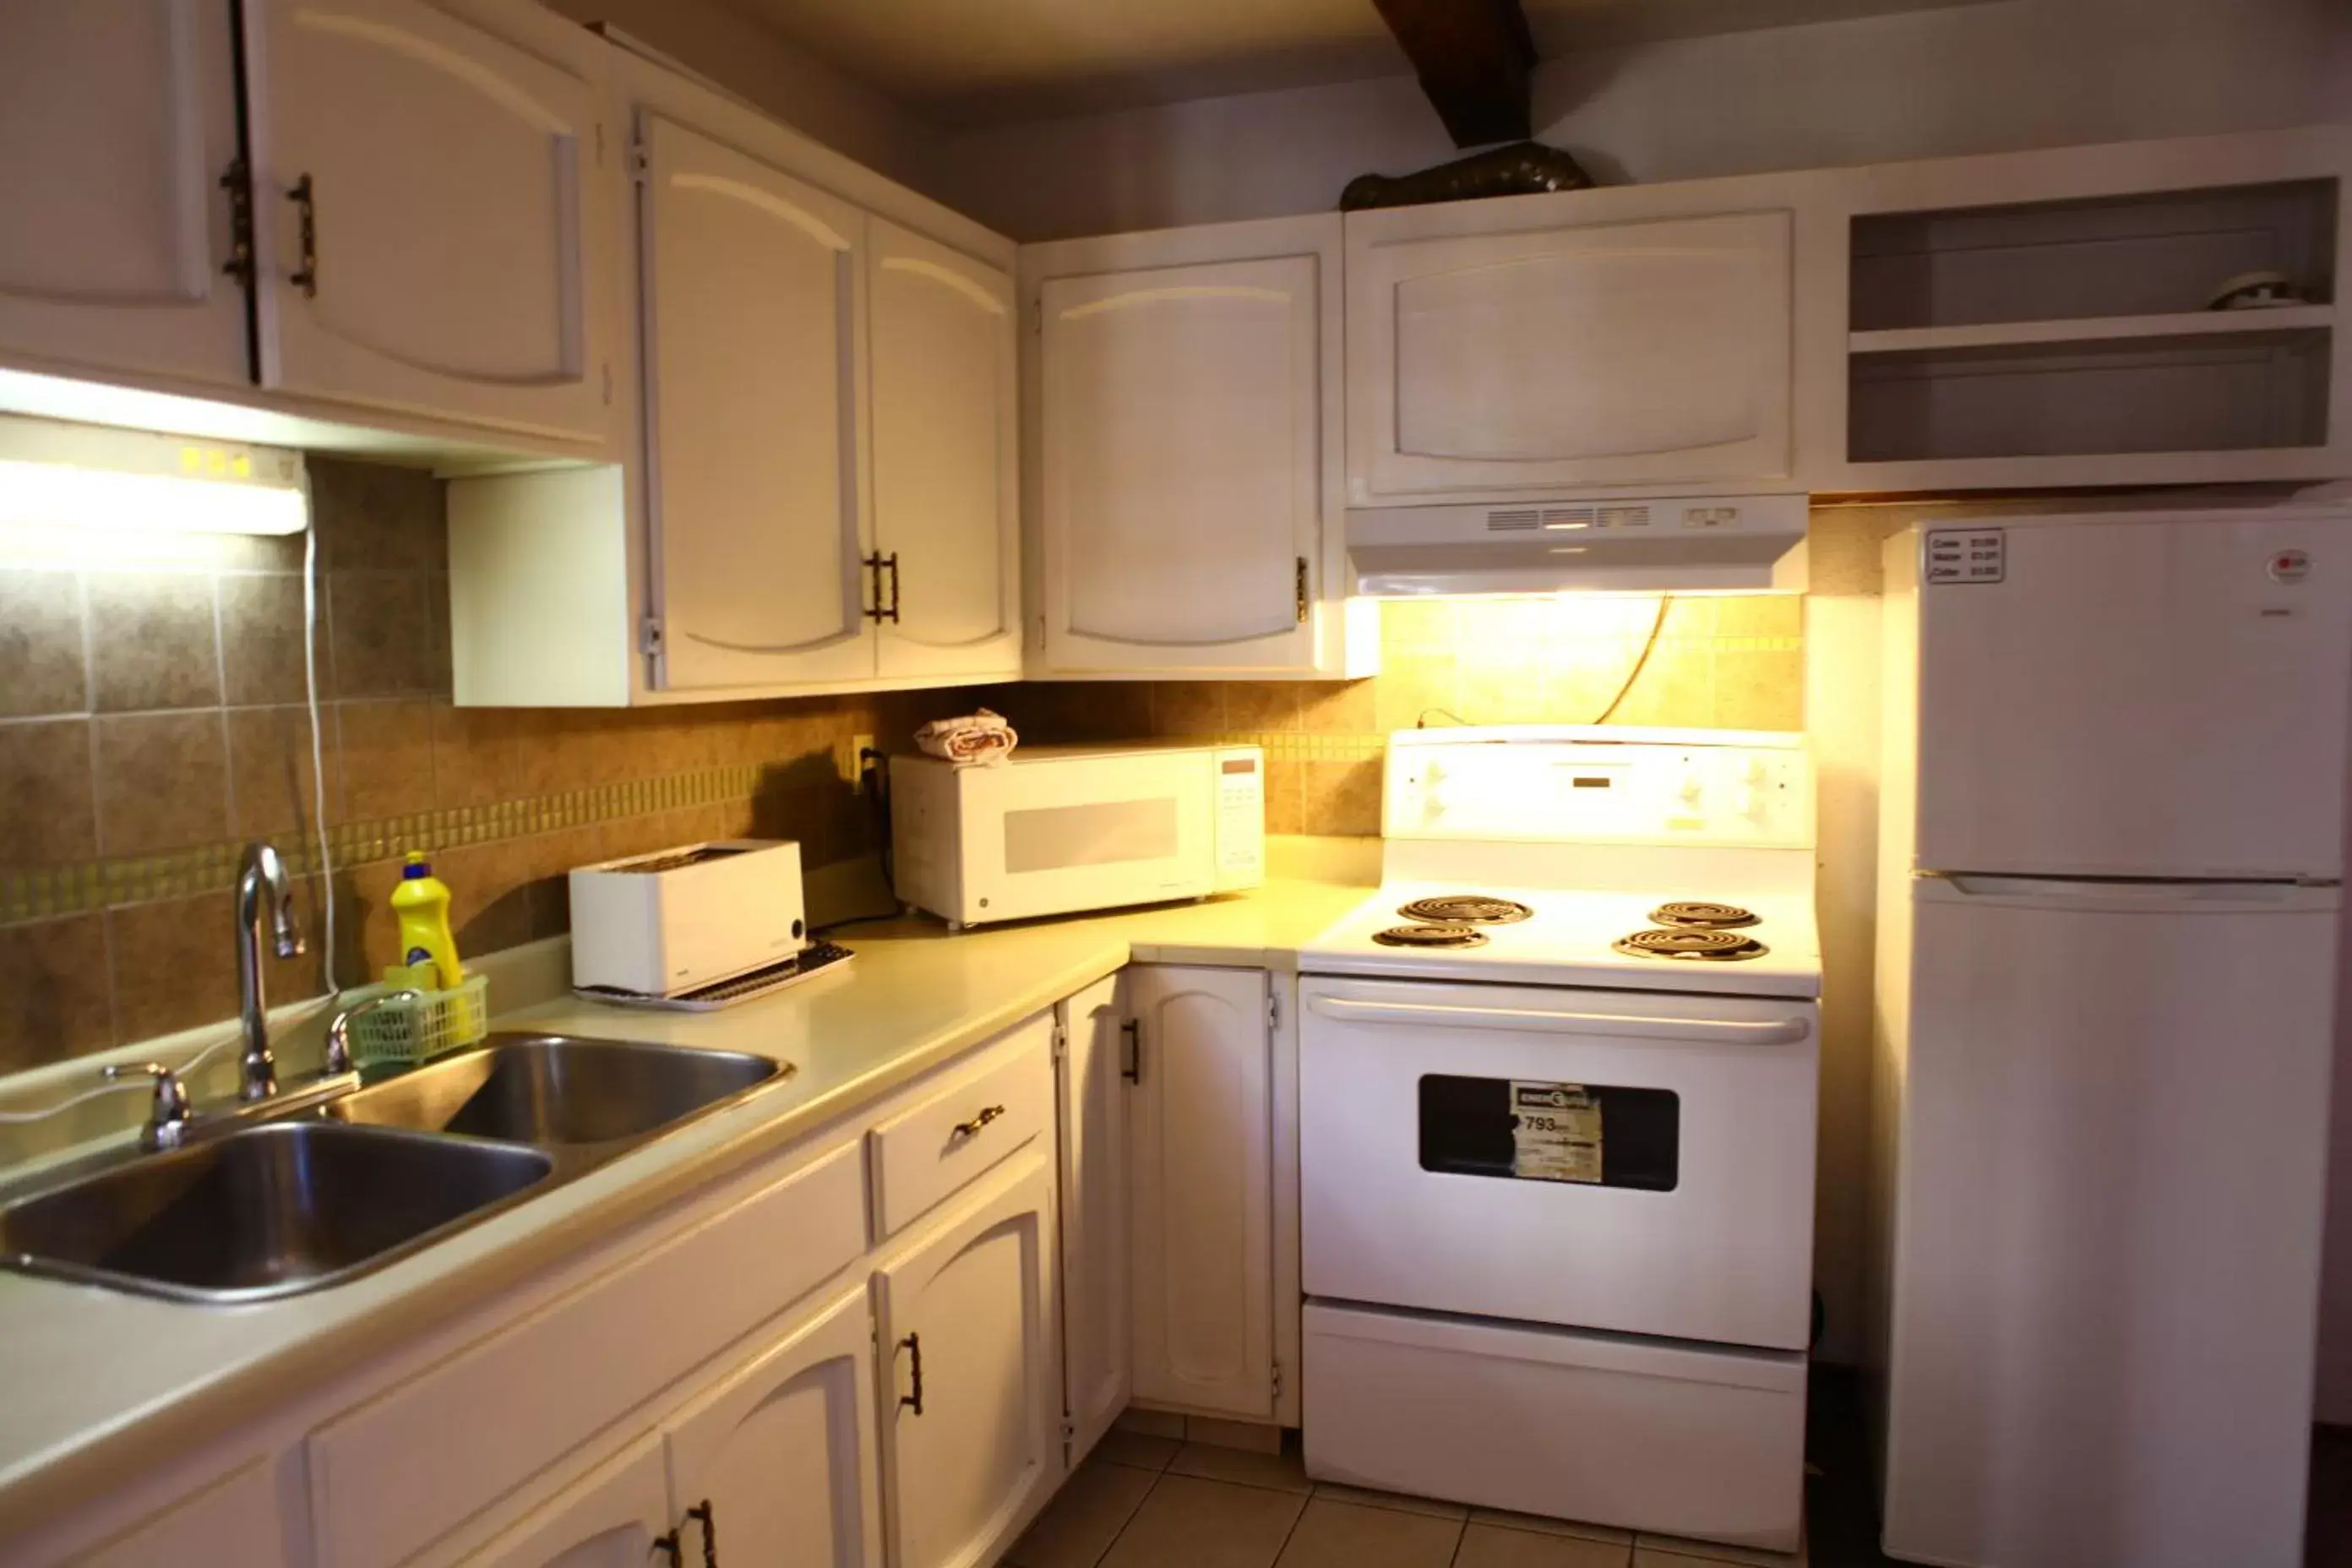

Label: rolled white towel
[914,708,1019,767]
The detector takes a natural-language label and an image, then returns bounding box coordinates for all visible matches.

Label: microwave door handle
[1306,994,1812,1047]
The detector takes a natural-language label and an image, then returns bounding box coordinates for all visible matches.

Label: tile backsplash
[0,459,895,1075]
[0,455,1804,1075]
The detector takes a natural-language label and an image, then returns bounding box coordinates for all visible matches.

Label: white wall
[542,0,950,199]
[939,0,2352,239]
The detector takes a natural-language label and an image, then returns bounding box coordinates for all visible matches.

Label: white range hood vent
[1348,493,1810,596]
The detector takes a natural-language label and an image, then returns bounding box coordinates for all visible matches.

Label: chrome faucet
[234,842,305,1102]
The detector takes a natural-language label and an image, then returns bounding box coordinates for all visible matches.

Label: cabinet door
[662,1284,883,1568]
[0,1,249,388]
[876,1153,1059,1568]
[243,0,611,441]
[1057,975,1130,1464]
[1125,965,1275,1418]
[1348,209,1793,499]
[74,1462,291,1568]
[639,110,874,691]
[1037,256,1322,675]
[460,1434,672,1568]
[870,219,1020,683]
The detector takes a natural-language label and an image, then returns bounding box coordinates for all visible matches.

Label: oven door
[1299,975,1819,1350]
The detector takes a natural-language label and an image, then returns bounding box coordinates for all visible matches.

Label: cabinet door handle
[950,1103,1006,1140]
[286,174,318,297]
[686,1500,719,1568]
[883,553,901,623]
[899,1331,924,1415]
[1120,1019,1141,1083]
[1294,556,1309,623]
[654,1527,683,1566]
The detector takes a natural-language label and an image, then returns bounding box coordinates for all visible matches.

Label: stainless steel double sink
[0,1035,783,1304]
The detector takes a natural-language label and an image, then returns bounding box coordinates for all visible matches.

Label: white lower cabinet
[662,1283,884,1567]
[72,1462,291,1568]
[1056,974,1130,1464]
[462,1435,674,1568]
[875,1152,1061,1568]
[1124,965,1277,1418]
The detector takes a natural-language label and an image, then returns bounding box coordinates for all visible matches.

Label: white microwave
[889,743,1266,929]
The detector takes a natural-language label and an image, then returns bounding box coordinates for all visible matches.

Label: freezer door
[1883,878,2338,1568]
[1913,514,2352,878]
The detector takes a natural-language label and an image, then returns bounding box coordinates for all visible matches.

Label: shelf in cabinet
[1848,305,2335,357]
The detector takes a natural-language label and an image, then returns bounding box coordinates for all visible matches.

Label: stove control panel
[1383,728,1813,847]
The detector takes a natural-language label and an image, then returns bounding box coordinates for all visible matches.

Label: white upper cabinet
[1023,215,1370,680]
[1348,204,1795,500]
[871,219,1021,682]
[639,109,872,691]
[1124,965,1276,1419]
[0,2,251,390]
[1056,975,1130,1465]
[242,0,615,444]
[877,1153,1061,1568]
[661,1285,883,1568]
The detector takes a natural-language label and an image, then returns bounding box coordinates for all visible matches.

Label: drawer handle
[950,1103,1006,1140]
[899,1331,924,1416]
[686,1500,719,1568]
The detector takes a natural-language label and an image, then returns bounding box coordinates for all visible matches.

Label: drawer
[868,1011,1054,1239]
[308,1136,865,1568]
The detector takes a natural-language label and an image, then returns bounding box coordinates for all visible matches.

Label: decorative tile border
[0,762,773,926]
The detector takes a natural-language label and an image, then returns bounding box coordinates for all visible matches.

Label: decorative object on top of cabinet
[444,46,1018,706]
[238,0,619,448]
[1340,142,1594,212]
[1124,964,1278,1419]
[874,1152,1061,1568]
[1021,214,1375,680]
[0,2,253,392]
[1832,124,2351,492]
[1346,200,1794,504]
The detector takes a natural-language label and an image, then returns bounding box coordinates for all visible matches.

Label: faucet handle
[324,990,421,1074]
[101,1062,193,1150]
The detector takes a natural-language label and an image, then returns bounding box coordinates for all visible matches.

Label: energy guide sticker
[1511,1081,1602,1184]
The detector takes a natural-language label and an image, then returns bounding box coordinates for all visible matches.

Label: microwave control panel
[1213,747,1266,880]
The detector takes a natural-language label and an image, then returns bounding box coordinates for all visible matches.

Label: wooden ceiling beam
[1370,0,1538,148]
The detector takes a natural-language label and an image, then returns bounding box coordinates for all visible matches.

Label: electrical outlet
[840,732,875,783]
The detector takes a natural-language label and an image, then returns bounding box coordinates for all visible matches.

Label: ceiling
[714,0,2010,126]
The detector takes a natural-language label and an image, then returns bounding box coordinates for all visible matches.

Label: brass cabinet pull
[286,175,318,297]
[950,1103,1006,1139]
[899,1331,924,1415]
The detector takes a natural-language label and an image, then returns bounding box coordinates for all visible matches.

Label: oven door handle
[1307,994,1812,1045]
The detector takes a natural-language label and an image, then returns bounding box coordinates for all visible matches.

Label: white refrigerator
[1874,508,2351,1568]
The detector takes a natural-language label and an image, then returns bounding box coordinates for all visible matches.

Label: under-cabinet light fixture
[0,414,307,536]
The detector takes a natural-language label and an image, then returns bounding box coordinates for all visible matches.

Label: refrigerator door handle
[1921,872,2340,914]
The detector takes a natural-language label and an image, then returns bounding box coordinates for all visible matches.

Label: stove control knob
[1739,784,1763,819]
[1677,772,1704,806]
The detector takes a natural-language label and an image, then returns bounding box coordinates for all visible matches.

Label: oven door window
[1418,1075,1680,1191]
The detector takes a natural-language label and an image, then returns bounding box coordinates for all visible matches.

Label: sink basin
[329,1035,781,1149]
[0,1123,553,1304]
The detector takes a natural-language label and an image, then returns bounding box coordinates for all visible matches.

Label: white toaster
[568,839,807,997]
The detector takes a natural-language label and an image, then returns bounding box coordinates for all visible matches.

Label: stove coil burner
[1372,923,1489,950]
[1648,901,1760,930]
[1396,895,1533,926]
[1613,928,1770,961]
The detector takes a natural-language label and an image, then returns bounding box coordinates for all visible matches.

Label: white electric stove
[1297,727,1821,1554]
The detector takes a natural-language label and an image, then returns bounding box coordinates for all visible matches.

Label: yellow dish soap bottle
[389,852,464,989]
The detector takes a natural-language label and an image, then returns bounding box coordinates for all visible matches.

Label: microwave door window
[1003,798,1182,873]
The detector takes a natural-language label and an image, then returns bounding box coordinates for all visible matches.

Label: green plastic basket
[339,973,489,1070]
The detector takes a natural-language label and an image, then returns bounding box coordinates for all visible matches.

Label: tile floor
[1006,1377,2352,1568]
[1005,1429,1809,1568]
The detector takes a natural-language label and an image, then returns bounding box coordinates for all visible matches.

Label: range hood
[1348,493,1809,596]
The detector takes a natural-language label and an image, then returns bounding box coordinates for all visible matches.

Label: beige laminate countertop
[0,879,1365,1545]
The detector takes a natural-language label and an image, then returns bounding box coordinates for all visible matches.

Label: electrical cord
[1591,595,1671,725]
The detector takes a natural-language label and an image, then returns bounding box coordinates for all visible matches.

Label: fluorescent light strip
[0,458,308,536]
